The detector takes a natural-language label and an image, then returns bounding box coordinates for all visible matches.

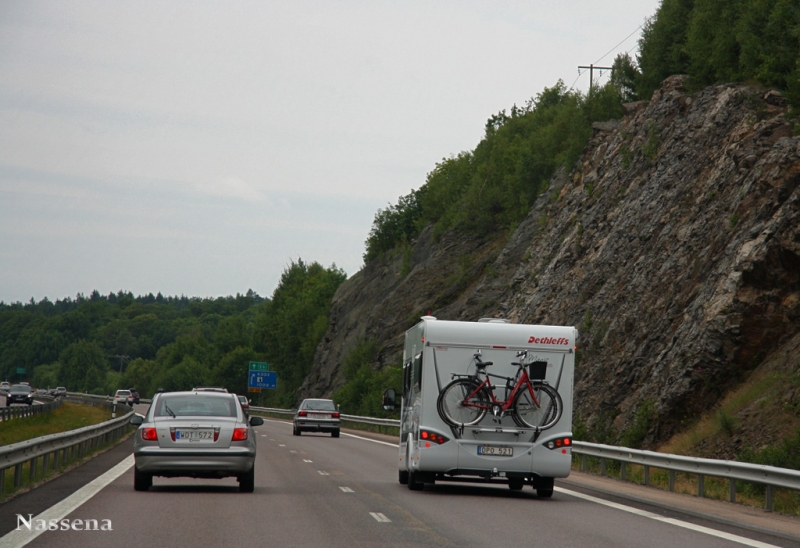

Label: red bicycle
[437,350,562,429]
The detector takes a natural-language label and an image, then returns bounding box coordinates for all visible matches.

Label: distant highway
[0,409,796,548]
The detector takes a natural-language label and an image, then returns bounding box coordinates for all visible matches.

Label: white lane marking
[0,455,134,548]
[278,444,286,447]
[339,486,354,493]
[303,459,313,463]
[556,487,780,548]
[370,512,391,523]
[269,438,275,441]
[341,432,399,448]
[261,435,267,437]
[318,471,329,476]
[290,450,297,453]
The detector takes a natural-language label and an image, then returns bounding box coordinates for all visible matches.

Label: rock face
[300,76,800,446]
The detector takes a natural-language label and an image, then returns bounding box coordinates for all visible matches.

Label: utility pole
[109,355,131,373]
[578,63,613,93]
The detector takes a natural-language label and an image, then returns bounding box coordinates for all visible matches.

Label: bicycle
[437,350,562,430]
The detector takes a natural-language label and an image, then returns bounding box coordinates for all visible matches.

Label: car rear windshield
[303,400,336,411]
[116,390,131,396]
[155,395,237,417]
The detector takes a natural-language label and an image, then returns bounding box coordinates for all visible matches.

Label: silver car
[130,390,264,492]
[293,398,340,437]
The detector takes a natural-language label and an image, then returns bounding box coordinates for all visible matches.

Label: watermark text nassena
[17,514,113,531]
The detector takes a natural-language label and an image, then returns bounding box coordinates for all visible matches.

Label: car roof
[160,390,234,398]
[192,387,228,392]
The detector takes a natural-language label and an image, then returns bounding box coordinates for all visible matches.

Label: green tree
[57,339,109,392]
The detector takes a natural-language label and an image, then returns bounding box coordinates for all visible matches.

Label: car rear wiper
[164,403,176,418]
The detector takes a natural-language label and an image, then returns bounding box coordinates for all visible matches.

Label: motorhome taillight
[142,428,157,441]
[420,430,449,445]
[545,437,572,450]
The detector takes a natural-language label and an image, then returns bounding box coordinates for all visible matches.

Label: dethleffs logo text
[528,336,570,345]
[17,514,113,531]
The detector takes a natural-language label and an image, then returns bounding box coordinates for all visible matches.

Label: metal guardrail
[0,395,63,422]
[248,406,401,435]
[571,441,800,511]
[0,395,133,493]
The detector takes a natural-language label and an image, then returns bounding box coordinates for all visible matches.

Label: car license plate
[478,445,513,456]
[175,429,214,441]
[309,413,330,419]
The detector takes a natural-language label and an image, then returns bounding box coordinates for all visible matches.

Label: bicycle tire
[438,379,488,426]
[512,382,562,430]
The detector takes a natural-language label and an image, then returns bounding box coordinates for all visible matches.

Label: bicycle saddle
[475,360,493,368]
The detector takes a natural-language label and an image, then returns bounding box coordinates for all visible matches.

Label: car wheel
[133,468,152,491]
[293,425,300,436]
[239,466,255,493]
[508,478,524,491]
[332,429,340,438]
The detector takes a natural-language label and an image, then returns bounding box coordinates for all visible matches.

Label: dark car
[7,384,33,406]
[129,388,140,404]
[293,398,340,437]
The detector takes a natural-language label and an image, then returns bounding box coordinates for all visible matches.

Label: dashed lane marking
[339,486,354,493]
[303,459,313,463]
[369,512,391,523]
[318,471,329,476]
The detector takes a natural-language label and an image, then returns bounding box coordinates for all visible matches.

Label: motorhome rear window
[412,353,423,390]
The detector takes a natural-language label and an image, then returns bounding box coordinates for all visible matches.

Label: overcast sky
[0,1,660,304]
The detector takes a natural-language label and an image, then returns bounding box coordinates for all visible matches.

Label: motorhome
[383,316,576,496]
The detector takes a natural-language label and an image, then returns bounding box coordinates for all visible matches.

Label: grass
[0,402,113,446]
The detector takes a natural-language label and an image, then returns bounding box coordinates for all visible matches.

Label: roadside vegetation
[0,402,110,446]
[0,259,345,404]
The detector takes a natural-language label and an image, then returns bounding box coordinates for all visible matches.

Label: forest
[0,260,345,407]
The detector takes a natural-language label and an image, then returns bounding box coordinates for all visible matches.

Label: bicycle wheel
[513,382,562,430]
[438,379,488,426]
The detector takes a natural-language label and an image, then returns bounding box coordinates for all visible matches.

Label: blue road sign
[248,370,277,389]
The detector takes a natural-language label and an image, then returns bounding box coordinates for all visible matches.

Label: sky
[0,0,661,304]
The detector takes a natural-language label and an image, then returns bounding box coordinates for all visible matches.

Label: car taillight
[232,427,248,441]
[331,412,340,418]
[298,411,307,417]
[142,428,158,441]
[420,430,449,445]
[544,436,572,450]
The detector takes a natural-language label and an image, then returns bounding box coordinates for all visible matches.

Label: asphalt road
[1,415,797,548]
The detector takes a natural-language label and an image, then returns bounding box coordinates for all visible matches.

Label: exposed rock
[299,79,800,448]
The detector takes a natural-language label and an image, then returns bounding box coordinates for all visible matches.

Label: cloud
[195,176,272,205]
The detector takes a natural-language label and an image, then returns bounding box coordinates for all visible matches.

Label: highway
[1,410,798,548]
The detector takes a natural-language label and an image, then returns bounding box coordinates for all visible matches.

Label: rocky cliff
[300,75,800,447]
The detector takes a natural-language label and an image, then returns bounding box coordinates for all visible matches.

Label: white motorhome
[383,316,576,496]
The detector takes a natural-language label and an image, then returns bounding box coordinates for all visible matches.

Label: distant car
[129,390,264,492]
[7,384,33,406]
[36,388,49,396]
[293,398,340,437]
[113,389,133,406]
[55,387,67,397]
[192,387,228,393]
[0,381,10,392]
[237,395,250,416]
[129,388,140,404]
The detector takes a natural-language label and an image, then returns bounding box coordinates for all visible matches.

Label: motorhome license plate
[175,429,213,441]
[478,445,513,456]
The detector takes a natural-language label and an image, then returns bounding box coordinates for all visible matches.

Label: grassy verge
[0,402,113,446]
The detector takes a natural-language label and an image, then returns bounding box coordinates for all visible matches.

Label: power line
[593,23,644,65]
[578,64,613,92]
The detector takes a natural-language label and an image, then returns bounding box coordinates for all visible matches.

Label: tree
[57,340,109,392]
